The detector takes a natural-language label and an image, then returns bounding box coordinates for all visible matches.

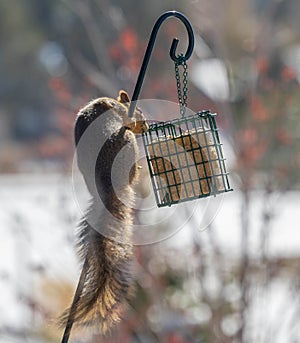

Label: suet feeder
[129,11,233,207]
[142,111,232,207]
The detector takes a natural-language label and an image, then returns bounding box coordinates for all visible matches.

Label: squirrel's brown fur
[61,91,148,335]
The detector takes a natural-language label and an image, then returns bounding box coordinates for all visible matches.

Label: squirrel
[60,90,148,341]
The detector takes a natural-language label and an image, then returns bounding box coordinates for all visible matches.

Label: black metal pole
[128,11,194,117]
[60,259,89,343]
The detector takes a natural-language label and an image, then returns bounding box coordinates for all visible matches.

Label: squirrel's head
[117,90,149,134]
[75,90,148,147]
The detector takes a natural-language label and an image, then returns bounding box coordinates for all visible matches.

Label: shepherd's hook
[128,11,194,117]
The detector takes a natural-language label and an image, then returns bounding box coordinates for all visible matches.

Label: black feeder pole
[128,10,194,118]
[61,10,232,343]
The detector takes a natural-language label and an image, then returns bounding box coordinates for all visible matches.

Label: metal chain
[174,54,188,117]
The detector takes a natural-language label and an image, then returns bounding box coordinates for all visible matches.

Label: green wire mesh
[142,110,232,207]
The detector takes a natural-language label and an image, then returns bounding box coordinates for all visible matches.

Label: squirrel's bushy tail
[60,216,134,334]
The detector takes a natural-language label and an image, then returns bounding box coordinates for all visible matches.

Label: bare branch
[63,0,117,80]
[72,53,118,96]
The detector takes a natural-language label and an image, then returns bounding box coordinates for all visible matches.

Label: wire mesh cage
[142,110,232,207]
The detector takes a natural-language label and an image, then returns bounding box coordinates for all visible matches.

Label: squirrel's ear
[118,90,130,104]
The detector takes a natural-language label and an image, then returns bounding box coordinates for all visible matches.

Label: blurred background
[0,0,300,342]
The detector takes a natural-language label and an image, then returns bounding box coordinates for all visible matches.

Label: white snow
[0,174,299,342]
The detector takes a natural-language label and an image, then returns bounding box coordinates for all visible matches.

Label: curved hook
[168,13,194,63]
[129,11,194,117]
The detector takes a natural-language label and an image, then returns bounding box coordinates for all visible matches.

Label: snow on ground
[213,189,300,258]
[0,174,299,342]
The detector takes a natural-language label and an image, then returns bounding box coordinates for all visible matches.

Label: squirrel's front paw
[123,117,136,131]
